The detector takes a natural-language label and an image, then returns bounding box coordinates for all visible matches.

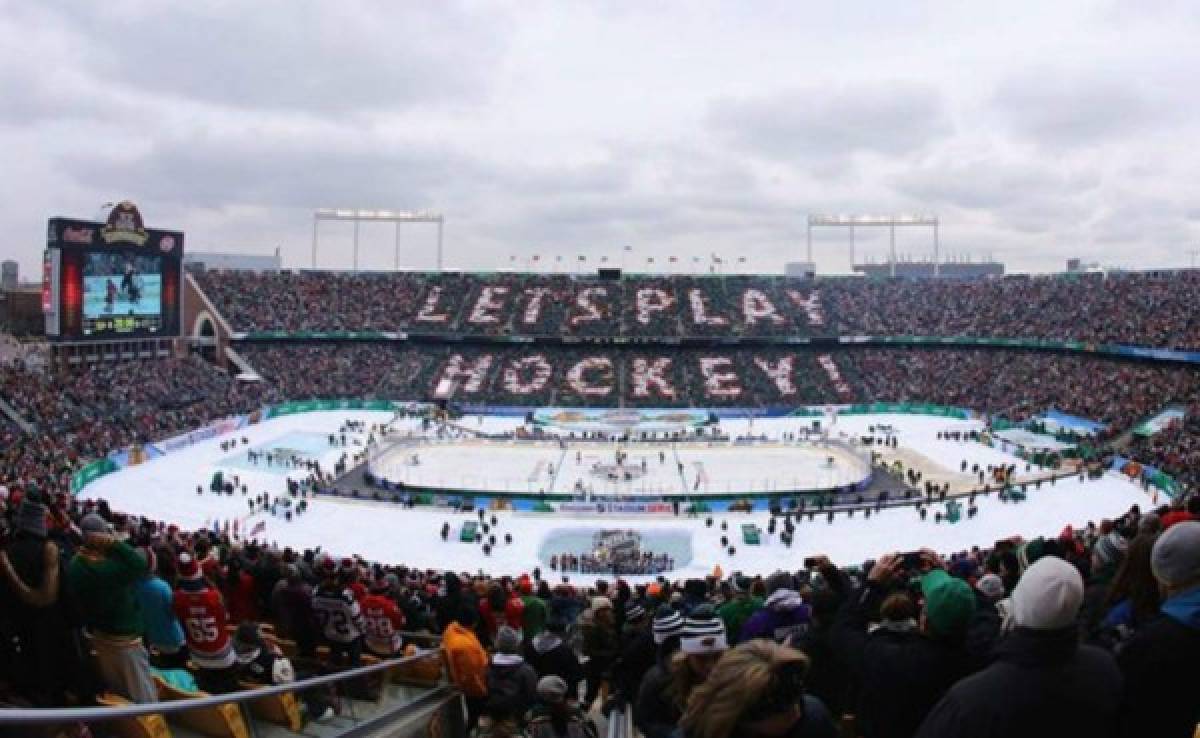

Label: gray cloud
[707,82,951,164]
[991,71,1156,148]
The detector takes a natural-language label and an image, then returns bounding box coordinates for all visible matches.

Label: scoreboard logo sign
[101,200,148,246]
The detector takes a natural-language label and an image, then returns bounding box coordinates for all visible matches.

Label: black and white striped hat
[680,606,728,655]
[652,606,685,644]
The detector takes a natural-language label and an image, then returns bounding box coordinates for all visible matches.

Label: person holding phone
[830,550,976,738]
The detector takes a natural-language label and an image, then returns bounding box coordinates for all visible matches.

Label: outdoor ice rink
[79,409,1155,581]
[371,438,870,496]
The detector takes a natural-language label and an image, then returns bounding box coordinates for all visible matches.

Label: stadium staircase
[0,396,33,434]
[224,346,262,381]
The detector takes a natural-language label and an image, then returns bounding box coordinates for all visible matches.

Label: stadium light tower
[807,214,939,277]
[312,209,445,272]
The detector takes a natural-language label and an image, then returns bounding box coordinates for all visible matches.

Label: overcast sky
[4,0,1199,277]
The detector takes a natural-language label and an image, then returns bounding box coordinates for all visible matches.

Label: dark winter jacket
[525,631,583,697]
[914,627,1122,738]
[831,582,972,738]
[582,621,618,677]
[634,662,679,738]
[611,625,655,700]
[962,595,1002,670]
[1116,587,1200,738]
[485,654,538,721]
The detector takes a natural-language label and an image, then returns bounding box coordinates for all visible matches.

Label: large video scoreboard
[44,201,183,341]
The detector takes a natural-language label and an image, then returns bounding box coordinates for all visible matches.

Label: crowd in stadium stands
[1,472,1198,737]
[1126,406,1200,492]
[195,269,1200,348]
[232,344,1200,432]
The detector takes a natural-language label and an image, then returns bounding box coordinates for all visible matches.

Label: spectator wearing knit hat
[915,556,1122,738]
[1116,521,1200,738]
[830,552,975,738]
[525,614,584,700]
[173,552,240,694]
[67,512,157,703]
[526,675,597,738]
[484,625,538,730]
[963,573,1006,670]
[519,575,548,639]
[637,604,728,738]
[634,606,686,738]
[611,600,655,705]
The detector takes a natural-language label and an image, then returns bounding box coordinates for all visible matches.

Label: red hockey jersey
[362,594,405,655]
[173,586,235,669]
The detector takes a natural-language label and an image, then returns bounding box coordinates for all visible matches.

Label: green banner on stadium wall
[265,398,398,418]
[70,458,119,495]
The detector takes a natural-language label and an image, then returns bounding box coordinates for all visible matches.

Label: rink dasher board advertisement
[44,201,183,341]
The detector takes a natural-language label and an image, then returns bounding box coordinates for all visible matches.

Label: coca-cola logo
[62,226,95,244]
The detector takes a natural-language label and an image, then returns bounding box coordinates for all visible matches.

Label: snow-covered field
[80,410,1153,581]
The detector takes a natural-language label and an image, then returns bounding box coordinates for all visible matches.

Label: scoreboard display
[44,201,183,341]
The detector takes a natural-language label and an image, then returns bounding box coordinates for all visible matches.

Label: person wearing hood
[717,575,762,645]
[133,546,187,668]
[831,552,975,738]
[739,571,811,644]
[1116,521,1200,738]
[915,556,1122,738]
[483,625,538,732]
[525,615,583,699]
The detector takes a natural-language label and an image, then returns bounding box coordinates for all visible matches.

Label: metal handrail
[0,645,446,725]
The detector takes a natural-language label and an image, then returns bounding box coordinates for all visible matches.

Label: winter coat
[443,621,488,698]
[831,582,972,738]
[634,662,679,738]
[611,625,656,700]
[914,627,1122,738]
[582,621,618,676]
[67,540,148,637]
[135,575,185,652]
[1116,587,1200,738]
[485,654,538,720]
[525,631,583,697]
[716,595,762,644]
[962,595,1002,670]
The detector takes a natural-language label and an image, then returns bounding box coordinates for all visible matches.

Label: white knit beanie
[1011,557,1083,630]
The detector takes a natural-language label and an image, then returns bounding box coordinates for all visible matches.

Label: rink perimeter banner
[70,458,119,494]
[558,501,676,514]
[265,398,399,418]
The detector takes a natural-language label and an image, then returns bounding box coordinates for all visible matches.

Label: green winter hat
[920,569,975,638]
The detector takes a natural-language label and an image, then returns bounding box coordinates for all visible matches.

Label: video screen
[82,251,163,320]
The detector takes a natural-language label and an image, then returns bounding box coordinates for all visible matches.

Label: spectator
[915,556,1122,737]
[831,552,975,738]
[525,615,583,702]
[526,675,597,738]
[678,640,838,738]
[634,605,685,738]
[133,546,186,668]
[67,513,156,703]
[362,577,406,659]
[173,553,239,694]
[717,575,761,645]
[1116,521,1200,738]
[311,556,366,669]
[443,605,489,731]
[483,625,538,731]
[636,605,728,738]
[0,493,80,706]
[739,571,811,644]
[581,596,618,709]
